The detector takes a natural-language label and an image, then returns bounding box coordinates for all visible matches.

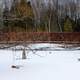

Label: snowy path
[0,47,80,80]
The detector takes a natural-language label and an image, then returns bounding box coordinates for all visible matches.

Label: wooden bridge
[0,32,80,44]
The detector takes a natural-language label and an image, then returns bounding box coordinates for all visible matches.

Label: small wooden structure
[0,32,80,44]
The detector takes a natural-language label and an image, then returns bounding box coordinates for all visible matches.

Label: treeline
[0,0,80,32]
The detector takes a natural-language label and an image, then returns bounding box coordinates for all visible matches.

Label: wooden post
[22,48,26,59]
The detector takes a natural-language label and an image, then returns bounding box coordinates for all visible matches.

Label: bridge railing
[0,32,80,43]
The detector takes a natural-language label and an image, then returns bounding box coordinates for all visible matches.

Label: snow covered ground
[0,43,80,80]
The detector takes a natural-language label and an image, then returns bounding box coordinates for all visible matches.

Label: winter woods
[0,0,80,32]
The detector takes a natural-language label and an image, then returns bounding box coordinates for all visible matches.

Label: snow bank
[0,43,80,80]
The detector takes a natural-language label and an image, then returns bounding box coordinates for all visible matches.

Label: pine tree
[64,16,73,32]
[10,0,34,32]
[14,0,34,18]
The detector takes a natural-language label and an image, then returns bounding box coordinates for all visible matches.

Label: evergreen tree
[9,0,34,32]
[11,0,34,18]
[64,16,73,32]
[3,0,11,32]
[74,18,80,32]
